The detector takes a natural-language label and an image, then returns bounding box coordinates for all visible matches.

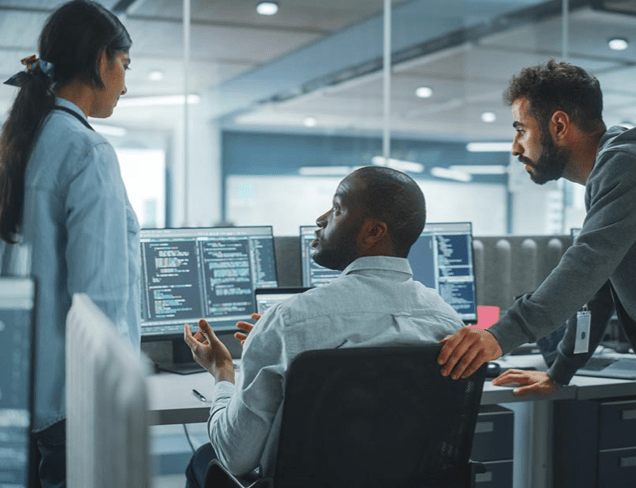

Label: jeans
[185,443,218,488]
[33,419,66,488]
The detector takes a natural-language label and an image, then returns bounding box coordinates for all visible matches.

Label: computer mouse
[486,362,501,378]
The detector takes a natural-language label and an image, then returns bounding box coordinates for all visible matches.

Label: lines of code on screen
[140,228,277,337]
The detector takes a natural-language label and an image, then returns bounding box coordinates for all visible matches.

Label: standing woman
[0,1,140,486]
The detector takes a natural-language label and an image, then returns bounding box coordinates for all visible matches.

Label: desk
[147,356,636,488]
[146,358,636,421]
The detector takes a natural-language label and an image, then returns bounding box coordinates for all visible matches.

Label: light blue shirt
[4,98,141,431]
[208,255,464,477]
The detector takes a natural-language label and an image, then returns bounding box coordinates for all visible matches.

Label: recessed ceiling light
[608,37,628,51]
[481,112,497,123]
[304,116,317,127]
[466,142,511,152]
[415,86,433,98]
[148,70,164,81]
[256,2,279,15]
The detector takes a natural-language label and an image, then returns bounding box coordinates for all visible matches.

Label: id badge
[574,308,591,354]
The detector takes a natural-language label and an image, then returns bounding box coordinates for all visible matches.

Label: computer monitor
[300,226,341,287]
[140,226,278,340]
[254,287,311,315]
[0,277,37,488]
[299,222,478,323]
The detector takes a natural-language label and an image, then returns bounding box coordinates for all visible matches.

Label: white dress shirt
[207,255,464,477]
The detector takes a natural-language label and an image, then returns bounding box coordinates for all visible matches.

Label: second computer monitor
[300,222,477,323]
[140,226,278,340]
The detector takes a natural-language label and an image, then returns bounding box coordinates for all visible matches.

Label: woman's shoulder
[28,109,115,185]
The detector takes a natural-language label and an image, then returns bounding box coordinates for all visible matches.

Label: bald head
[346,166,426,257]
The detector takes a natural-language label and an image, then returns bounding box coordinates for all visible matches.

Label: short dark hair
[352,166,426,257]
[503,59,606,135]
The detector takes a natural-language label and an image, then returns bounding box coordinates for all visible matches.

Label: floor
[155,474,187,488]
[151,423,209,488]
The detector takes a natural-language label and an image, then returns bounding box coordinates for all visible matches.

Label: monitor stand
[157,340,205,375]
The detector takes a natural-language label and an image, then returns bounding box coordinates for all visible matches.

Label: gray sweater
[489,126,636,383]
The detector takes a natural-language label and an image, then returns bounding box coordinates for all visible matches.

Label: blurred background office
[2,0,636,486]
[2,0,636,239]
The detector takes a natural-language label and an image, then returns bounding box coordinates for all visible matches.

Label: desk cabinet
[471,405,514,488]
[554,397,636,488]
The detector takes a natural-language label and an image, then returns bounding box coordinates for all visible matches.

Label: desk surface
[147,354,636,425]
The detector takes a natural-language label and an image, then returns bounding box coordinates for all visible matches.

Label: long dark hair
[0,0,132,243]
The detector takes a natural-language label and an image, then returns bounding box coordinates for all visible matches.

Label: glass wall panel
[2,1,635,239]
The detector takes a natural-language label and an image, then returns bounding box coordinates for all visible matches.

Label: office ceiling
[0,0,635,143]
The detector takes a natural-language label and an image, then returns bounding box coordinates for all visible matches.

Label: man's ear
[358,219,389,252]
[550,110,571,142]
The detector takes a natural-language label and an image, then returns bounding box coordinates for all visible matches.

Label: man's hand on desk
[438,327,503,379]
[492,370,559,396]
[184,319,235,384]
[235,313,261,346]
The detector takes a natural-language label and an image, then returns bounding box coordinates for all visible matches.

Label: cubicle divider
[472,235,570,311]
[67,294,152,488]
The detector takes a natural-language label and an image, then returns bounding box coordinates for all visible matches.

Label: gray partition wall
[272,235,572,313]
[472,235,570,311]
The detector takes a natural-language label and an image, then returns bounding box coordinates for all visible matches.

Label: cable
[183,423,196,453]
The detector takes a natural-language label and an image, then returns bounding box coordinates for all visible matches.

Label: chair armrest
[204,459,273,488]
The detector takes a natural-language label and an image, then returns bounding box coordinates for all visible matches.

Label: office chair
[204,343,487,488]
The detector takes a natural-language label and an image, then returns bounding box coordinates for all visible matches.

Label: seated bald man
[183,166,464,487]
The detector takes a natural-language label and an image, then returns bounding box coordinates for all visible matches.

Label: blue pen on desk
[192,389,207,403]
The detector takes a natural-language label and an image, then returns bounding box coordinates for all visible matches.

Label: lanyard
[52,106,94,132]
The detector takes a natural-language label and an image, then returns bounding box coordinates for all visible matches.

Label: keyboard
[578,356,636,380]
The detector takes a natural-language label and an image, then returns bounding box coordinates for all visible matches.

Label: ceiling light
[256,2,279,15]
[117,94,201,107]
[430,167,472,182]
[608,37,628,51]
[148,70,164,81]
[449,165,508,175]
[304,116,317,127]
[481,112,497,123]
[466,142,511,152]
[299,166,352,176]
[372,156,424,173]
[91,123,127,137]
[415,86,433,99]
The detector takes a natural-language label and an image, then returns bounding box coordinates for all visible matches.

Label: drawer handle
[475,472,493,483]
[475,421,494,434]
[620,456,636,468]
[621,409,636,421]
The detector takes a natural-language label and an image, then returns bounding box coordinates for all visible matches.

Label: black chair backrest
[273,343,487,488]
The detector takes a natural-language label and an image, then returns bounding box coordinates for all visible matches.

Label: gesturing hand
[184,319,235,383]
[235,313,261,346]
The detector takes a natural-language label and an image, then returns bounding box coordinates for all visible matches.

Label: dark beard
[312,220,362,271]
[519,132,568,185]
